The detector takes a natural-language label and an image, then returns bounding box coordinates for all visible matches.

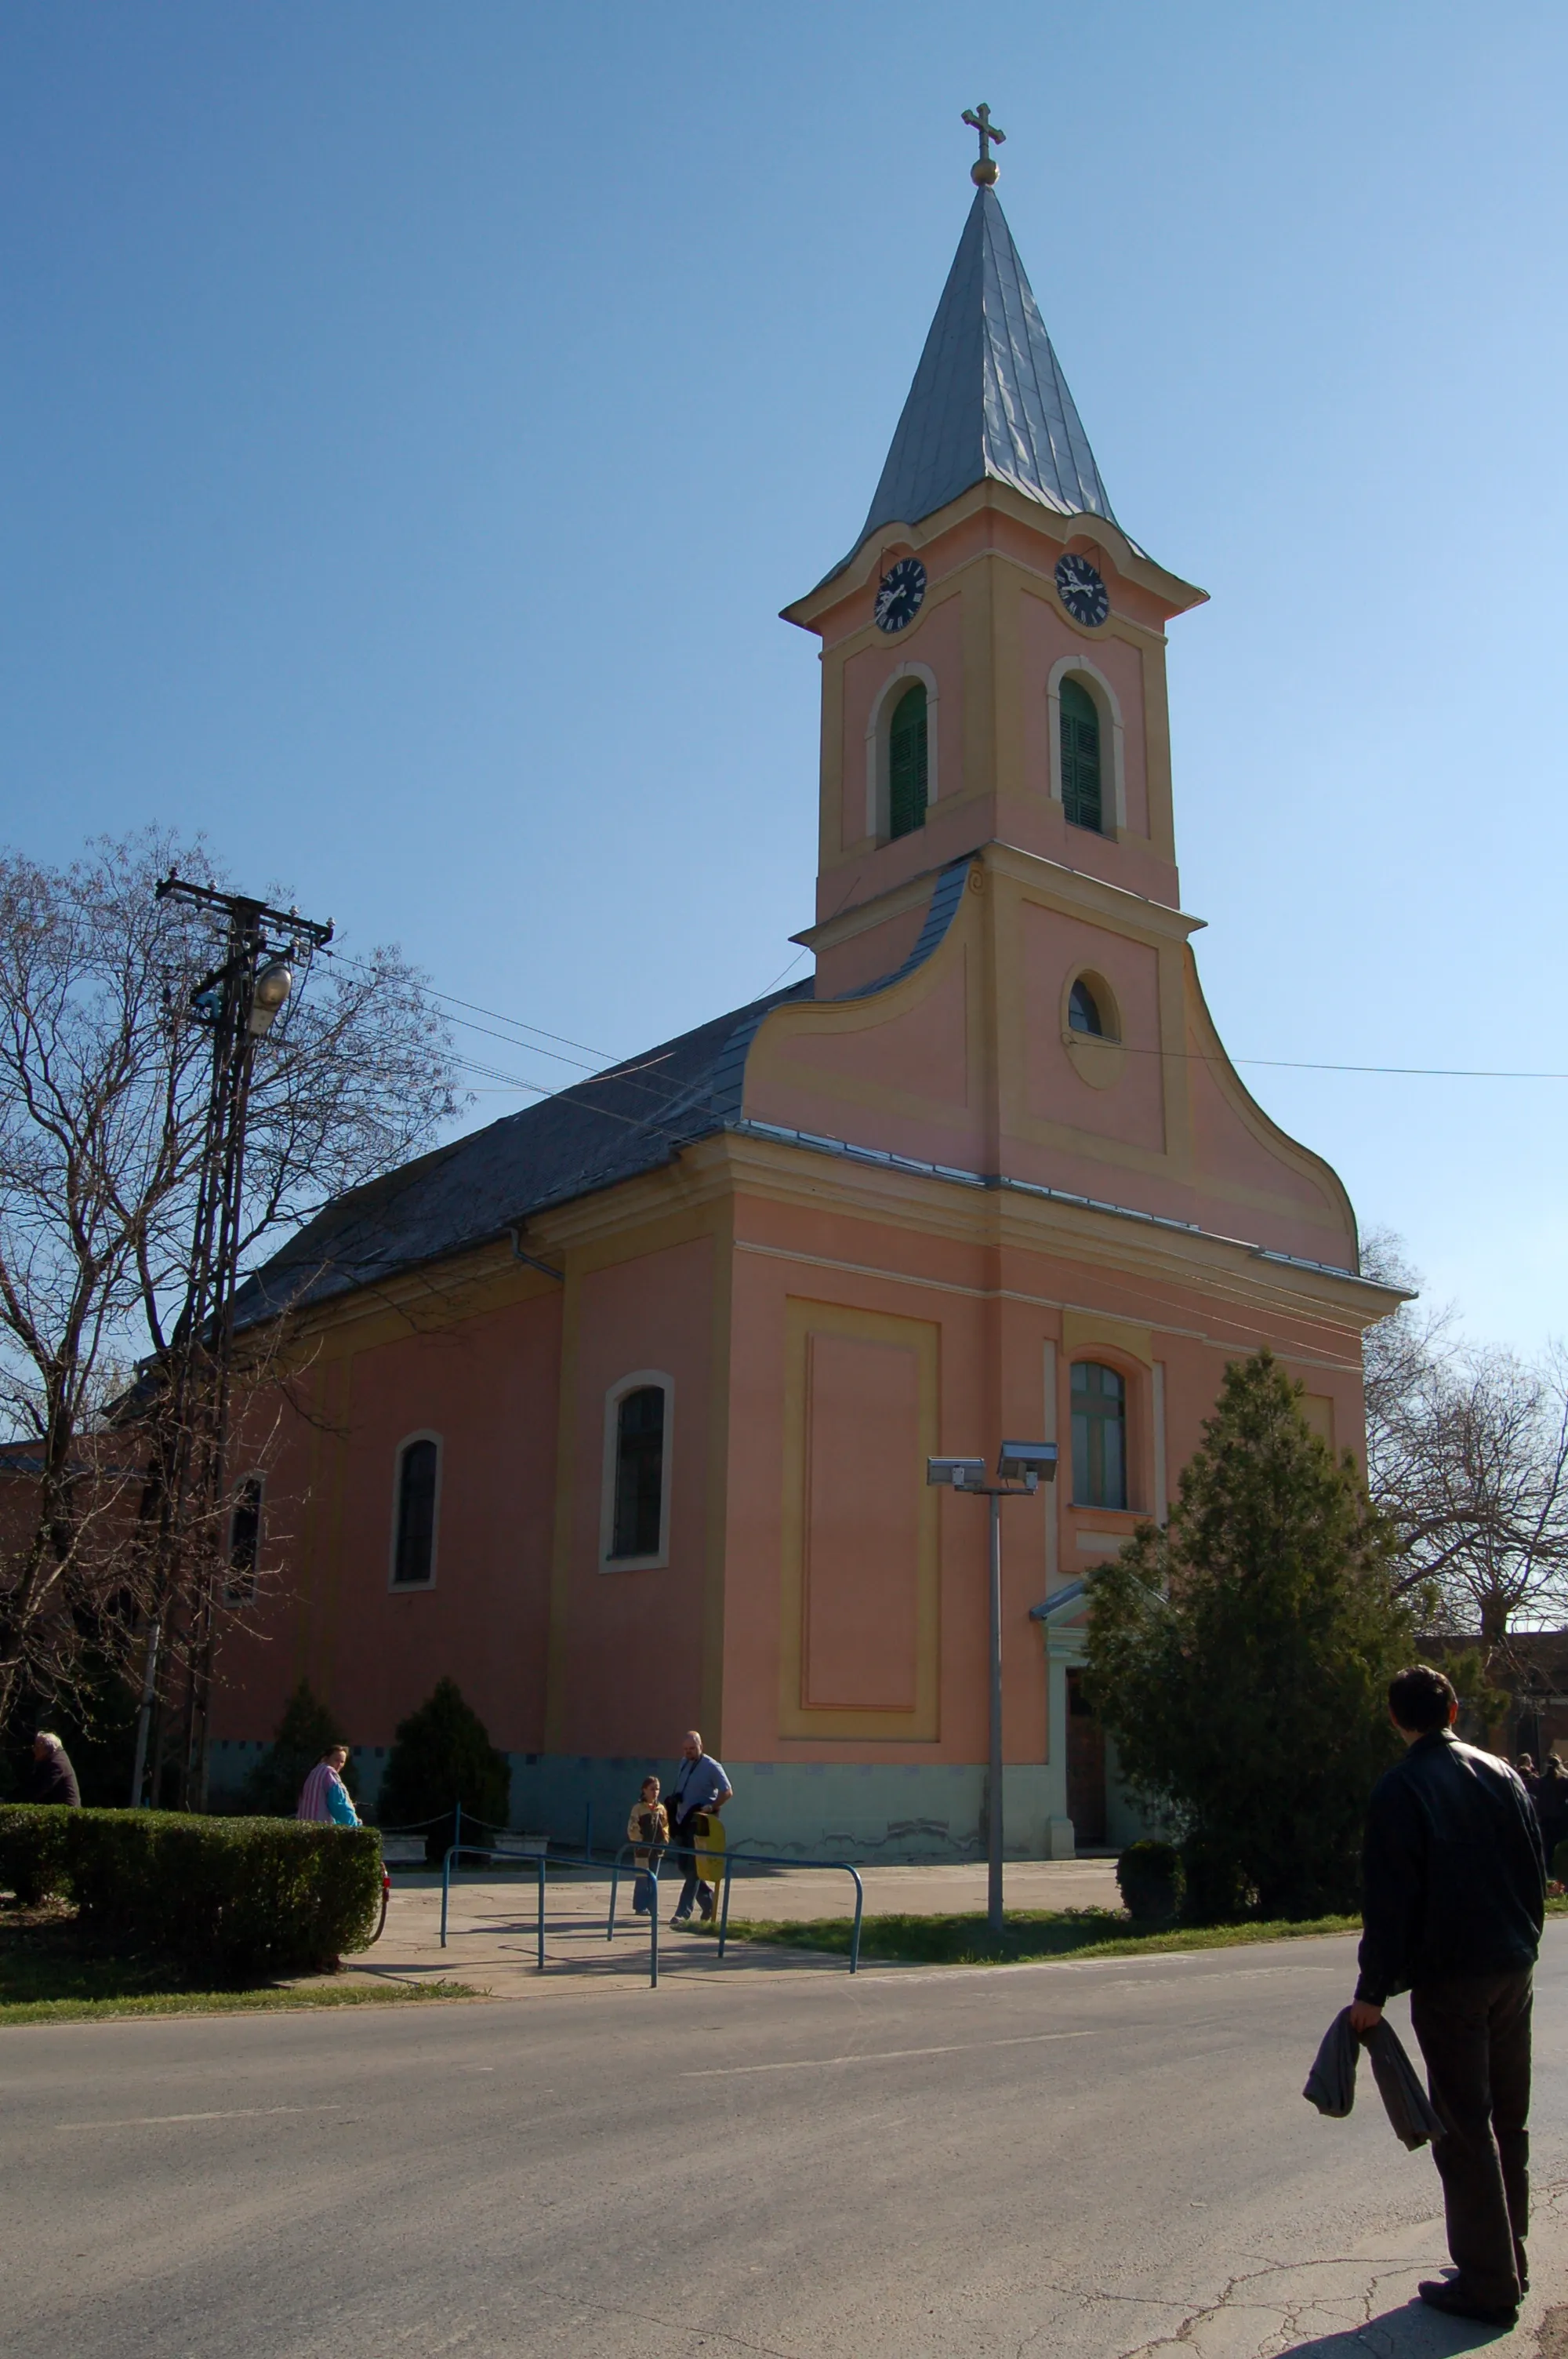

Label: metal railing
[440,1839,665,1983]
[436,1819,867,1986]
[710,1849,865,1972]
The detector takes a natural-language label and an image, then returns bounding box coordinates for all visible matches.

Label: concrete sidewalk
[349,1859,1117,1990]
[348,1856,1123,1997]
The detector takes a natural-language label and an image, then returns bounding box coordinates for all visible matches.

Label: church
[213,132,1401,1858]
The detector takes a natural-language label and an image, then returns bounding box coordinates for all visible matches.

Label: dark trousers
[1410,1969,1532,2310]
[671,1819,712,1918]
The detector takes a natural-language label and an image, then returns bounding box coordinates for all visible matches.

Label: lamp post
[927,1443,1058,1932]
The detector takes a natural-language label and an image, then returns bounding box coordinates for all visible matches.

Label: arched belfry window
[1059,677,1103,834]
[611,1385,666,1561]
[392,1436,440,1587]
[888,681,928,841]
[1071,1362,1127,1509]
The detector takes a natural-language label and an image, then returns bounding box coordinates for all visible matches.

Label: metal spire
[853,176,1117,551]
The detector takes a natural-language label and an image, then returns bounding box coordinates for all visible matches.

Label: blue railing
[437,1826,866,1983]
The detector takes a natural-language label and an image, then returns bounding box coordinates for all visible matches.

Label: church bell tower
[782,111,1208,1003]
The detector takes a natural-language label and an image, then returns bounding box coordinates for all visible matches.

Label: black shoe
[698,1894,715,1922]
[670,1911,691,1928]
[1417,2279,1519,2326]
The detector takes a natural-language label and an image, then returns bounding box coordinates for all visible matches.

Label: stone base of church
[208,1743,1152,1863]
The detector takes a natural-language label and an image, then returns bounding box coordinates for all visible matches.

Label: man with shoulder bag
[666,1728,732,1928]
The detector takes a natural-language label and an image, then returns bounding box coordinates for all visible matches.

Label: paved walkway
[347,1856,1123,1997]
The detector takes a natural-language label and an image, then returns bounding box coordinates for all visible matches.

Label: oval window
[1068,979,1103,1037]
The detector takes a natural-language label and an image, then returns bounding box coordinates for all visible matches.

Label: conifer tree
[1085,1350,1416,1919]
[376,1677,510,1861]
[240,1679,354,1816]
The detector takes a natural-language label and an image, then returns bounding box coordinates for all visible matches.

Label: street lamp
[928,1440,1058,1932]
[246,958,294,1037]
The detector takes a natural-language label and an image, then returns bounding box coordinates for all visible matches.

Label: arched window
[611,1386,666,1561]
[1071,1362,1127,1509]
[225,1476,263,1605]
[888,681,928,841]
[392,1437,440,1586]
[1059,677,1102,833]
[1068,979,1103,1037]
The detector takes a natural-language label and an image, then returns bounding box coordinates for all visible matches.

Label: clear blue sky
[5,3,1566,1354]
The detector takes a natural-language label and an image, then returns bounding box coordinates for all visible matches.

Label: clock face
[873,556,927,634]
[1055,552,1109,628]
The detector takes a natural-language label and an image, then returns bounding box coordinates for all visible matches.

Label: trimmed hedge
[0,1808,382,1981]
[1116,1839,1185,1925]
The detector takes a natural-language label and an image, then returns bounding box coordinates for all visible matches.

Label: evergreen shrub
[1116,1839,1184,1923]
[0,1807,380,1979]
[1085,1350,1414,1921]
[377,1677,510,1863]
[238,1680,355,1816]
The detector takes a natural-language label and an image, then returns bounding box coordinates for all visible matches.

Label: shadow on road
[1258,2296,1518,2358]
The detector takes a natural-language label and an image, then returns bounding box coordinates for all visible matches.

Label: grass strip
[0,1976,481,2027]
[0,1917,482,2025]
[700,1906,1356,1967]
[708,1890,1568,1969]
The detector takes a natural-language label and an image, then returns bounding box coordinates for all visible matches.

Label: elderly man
[27,1732,81,1807]
[1350,1664,1545,2326]
[666,1728,731,1928]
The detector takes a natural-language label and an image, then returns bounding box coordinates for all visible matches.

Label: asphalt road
[7,1927,1568,2359]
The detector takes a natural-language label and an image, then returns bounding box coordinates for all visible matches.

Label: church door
[1065,1669,1107,1845]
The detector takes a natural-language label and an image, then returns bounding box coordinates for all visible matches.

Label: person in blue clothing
[296,1745,361,1827]
[666,1728,731,1928]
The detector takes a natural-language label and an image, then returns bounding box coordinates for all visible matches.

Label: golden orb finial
[962,103,1006,186]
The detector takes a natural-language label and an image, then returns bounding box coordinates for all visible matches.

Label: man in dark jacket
[1350,1664,1545,2326]
[27,1732,81,1808]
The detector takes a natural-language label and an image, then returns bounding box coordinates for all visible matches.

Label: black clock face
[873,556,927,634]
[1055,553,1109,628]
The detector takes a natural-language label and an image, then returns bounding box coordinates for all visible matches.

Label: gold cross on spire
[962,103,1006,187]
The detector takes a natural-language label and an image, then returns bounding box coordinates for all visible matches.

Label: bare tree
[0,828,461,1736]
[1360,1230,1568,1639]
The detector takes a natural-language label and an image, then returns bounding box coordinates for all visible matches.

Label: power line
[322,941,1568,1095]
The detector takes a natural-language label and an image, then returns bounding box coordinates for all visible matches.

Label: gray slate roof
[856,185,1116,551]
[232,983,811,1325]
[234,860,975,1329]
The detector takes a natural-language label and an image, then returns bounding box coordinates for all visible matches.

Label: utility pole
[927,1443,1058,1932]
[130,878,332,1810]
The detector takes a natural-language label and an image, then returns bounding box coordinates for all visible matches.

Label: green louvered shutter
[888,682,928,841]
[1059,678,1102,833]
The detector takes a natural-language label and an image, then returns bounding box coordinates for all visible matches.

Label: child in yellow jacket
[626,1776,669,1917]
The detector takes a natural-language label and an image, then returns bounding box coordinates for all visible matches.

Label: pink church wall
[212,1288,562,1757]
[714,1187,1369,1773]
[800,1329,921,1711]
[1021,907,1165,1152]
[554,1234,715,1757]
[813,900,929,998]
